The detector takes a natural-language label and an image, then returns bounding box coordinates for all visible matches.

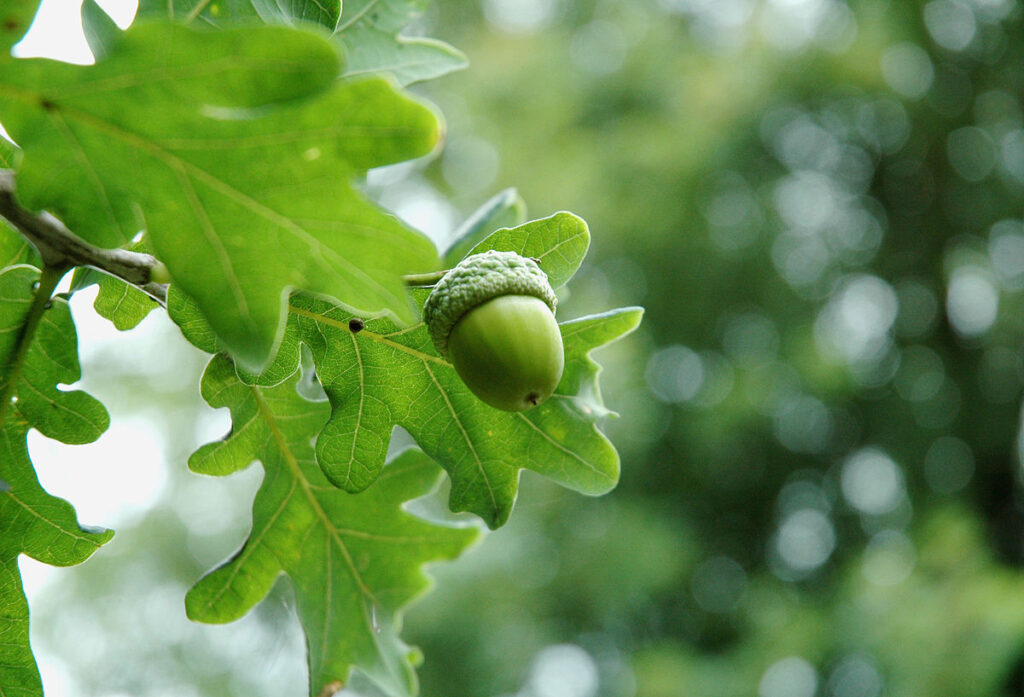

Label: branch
[0,170,167,304]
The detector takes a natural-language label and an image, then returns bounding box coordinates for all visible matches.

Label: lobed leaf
[442,188,528,269]
[464,211,590,289]
[186,354,479,696]
[137,0,343,31]
[0,415,114,697]
[336,0,467,86]
[135,0,262,26]
[71,267,160,331]
[0,264,35,383]
[283,295,641,528]
[169,214,641,527]
[12,291,109,443]
[0,222,36,269]
[253,0,342,30]
[0,132,20,169]
[81,0,121,61]
[0,21,440,369]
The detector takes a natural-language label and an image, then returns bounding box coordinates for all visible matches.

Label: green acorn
[423,250,564,411]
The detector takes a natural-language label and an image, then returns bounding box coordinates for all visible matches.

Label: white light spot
[645,345,705,404]
[759,656,818,697]
[570,20,629,75]
[946,266,999,337]
[815,275,898,364]
[483,0,559,34]
[924,0,977,52]
[774,508,835,574]
[527,644,599,697]
[828,655,883,697]
[841,448,903,516]
[881,43,934,99]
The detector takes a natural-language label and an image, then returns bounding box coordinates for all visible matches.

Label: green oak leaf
[284,296,641,528]
[251,0,342,30]
[0,415,114,697]
[137,0,341,31]
[71,267,159,331]
[135,0,262,26]
[0,264,35,381]
[168,210,589,379]
[0,132,20,169]
[0,265,109,443]
[185,354,478,697]
[0,0,38,56]
[462,211,590,289]
[0,21,440,369]
[442,188,528,269]
[81,0,121,60]
[167,213,640,527]
[336,0,468,86]
[0,222,37,268]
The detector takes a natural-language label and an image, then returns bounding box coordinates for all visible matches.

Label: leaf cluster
[0,3,641,695]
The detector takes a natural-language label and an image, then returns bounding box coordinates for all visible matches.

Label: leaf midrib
[0,79,407,316]
[250,384,376,602]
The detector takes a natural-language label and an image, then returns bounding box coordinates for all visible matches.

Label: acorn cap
[423,250,557,359]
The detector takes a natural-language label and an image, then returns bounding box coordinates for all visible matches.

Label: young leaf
[6,288,109,444]
[0,415,114,697]
[137,0,342,31]
[81,0,121,60]
[135,0,262,25]
[71,268,159,331]
[463,211,590,289]
[442,188,528,269]
[0,22,440,370]
[342,32,468,87]
[336,0,468,86]
[185,354,479,697]
[251,0,343,30]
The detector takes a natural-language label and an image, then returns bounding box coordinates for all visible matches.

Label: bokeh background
[16,0,1024,695]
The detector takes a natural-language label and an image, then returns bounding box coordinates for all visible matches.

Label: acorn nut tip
[423,250,564,412]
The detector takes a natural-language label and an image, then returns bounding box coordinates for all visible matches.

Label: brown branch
[0,170,167,304]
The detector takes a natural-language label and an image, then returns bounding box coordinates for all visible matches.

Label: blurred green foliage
[404,0,1024,695]
[25,0,1024,696]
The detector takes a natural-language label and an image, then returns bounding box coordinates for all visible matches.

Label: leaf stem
[0,170,167,304]
[183,0,215,24]
[402,270,448,286]
[0,264,65,427]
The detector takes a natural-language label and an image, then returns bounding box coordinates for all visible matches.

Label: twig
[0,170,167,304]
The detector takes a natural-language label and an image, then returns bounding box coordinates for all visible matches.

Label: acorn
[423,250,564,411]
